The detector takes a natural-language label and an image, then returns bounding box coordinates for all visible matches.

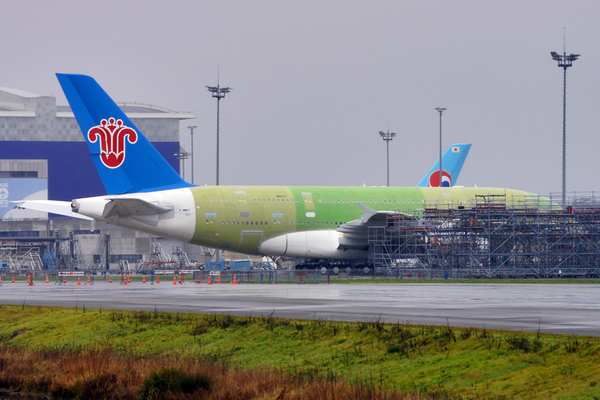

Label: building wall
[0,86,196,267]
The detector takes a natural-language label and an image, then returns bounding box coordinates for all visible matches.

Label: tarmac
[1,279,599,336]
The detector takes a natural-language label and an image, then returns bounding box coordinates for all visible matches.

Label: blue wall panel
[0,141,181,201]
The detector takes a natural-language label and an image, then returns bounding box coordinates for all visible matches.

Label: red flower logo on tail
[87,118,138,169]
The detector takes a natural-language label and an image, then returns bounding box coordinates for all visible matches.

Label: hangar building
[0,85,198,270]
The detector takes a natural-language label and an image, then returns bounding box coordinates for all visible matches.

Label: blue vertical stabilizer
[417,143,472,187]
[56,73,193,195]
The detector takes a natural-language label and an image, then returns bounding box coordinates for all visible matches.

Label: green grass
[0,305,599,399]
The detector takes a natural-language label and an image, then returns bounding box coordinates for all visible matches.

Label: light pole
[551,49,580,208]
[379,130,397,187]
[206,82,231,186]
[434,107,447,187]
[187,126,197,184]
[174,150,190,180]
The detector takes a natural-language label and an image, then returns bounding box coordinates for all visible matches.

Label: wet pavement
[1,280,599,336]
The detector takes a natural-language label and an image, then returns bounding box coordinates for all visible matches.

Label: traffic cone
[207,275,212,285]
[173,275,177,285]
[12,275,15,283]
[0,274,2,285]
[232,274,237,285]
[217,274,221,285]
[109,273,113,283]
[142,274,146,284]
[45,274,49,284]
[28,274,34,286]
[156,274,160,284]
[86,274,91,285]
[63,275,67,285]
[77,276,81,286]
[196,273,201,284]
[128,274,131,285]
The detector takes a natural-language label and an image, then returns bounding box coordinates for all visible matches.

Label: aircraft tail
[56,73,193,195]
[417,143,471,187]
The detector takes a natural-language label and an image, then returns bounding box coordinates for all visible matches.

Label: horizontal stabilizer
[11,200,94,220]
[103,198,174,218]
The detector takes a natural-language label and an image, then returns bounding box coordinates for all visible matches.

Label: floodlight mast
[550,49,580,208]
[379,130,397,187]
[187,126,197,184]
[435,107,447,187]
[174,150,190,181]
[206,83,231,186]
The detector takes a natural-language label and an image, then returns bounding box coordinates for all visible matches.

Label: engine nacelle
[258,230,367,260]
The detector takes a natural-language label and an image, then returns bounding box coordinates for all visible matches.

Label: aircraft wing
[336,203,413,250]
[11,200,94,220]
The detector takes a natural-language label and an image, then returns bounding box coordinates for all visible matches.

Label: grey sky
[1,1,599,197]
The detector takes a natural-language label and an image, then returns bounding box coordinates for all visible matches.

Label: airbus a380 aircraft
[19,74,543,262]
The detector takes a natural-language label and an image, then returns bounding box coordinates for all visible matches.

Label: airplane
[17,74,546,262]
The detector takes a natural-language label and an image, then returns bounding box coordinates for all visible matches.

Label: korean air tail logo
[87,118,138,169]
[428,171,452,187]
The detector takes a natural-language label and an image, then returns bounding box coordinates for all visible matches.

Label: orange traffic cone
[109,273,113,283]
[0,274,2,285]
[217,274,221,285]
[12,275,15,283]
[28,274,34,286]
[196,274,201,284]
[86,274,91,285]
[45,274,49,284]
[207,275,212,285]
[156,274,160,284]
[173,275,177,285]
[63,275,67,285]
[142,274,146,284]
[232,274,237,285]
[77,276,81,286]
[128,274,131,285]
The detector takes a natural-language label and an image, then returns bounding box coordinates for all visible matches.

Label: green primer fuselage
[190,186,539,255]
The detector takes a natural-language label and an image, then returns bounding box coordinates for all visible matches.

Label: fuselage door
[302,192,315,210]
[272,212,284,232]
[236,190,249,212]
[205,213,217,233]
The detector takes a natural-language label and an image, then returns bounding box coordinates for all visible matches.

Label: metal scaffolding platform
[369,193,600,278]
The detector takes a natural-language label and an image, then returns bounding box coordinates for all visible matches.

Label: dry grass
[0,347,427,399]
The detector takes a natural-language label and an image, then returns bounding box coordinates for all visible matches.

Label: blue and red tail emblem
[428,170,452,187]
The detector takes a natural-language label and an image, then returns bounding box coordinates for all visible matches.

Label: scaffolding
[369,193,600,278]
[0,242,44,271]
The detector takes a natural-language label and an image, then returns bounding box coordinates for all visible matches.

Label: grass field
[0,305,599,399]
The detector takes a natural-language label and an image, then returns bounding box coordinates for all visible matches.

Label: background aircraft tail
[56,73,193,195]
[417,143,471,187]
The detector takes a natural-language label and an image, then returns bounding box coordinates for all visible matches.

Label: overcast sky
[1,1,599,197]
